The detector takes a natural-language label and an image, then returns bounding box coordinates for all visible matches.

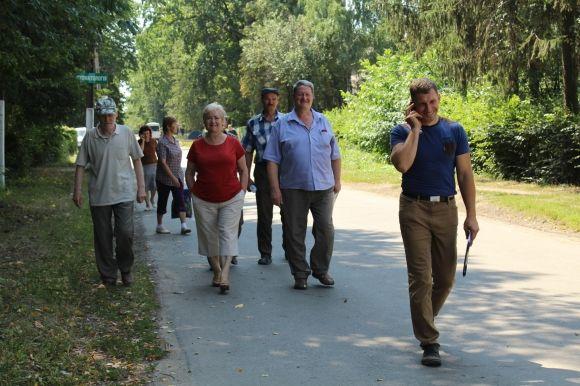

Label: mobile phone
[462,231,472,277]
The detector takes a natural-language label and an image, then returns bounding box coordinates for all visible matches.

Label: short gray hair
[293,80,314,95]
[202,102,227,120]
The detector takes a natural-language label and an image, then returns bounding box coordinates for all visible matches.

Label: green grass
[340,141,580,232]
[480,190,580,232]
[0,167,165,384]
[341,144,401,185]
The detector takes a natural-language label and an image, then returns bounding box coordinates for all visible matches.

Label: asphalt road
[139,186,580,386]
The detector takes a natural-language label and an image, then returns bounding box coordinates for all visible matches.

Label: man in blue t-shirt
[390,78,479,367]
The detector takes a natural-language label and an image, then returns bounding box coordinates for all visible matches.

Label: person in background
[242,87,284,266]
[155,116,191,235]
[73,96,145,287]
[390,78,479,367]
[138,125,158,210]
[185,102,248,294]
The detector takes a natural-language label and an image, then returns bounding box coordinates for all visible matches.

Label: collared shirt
[76,124,143,206]
[263,109,341,191]
[241,111,282,164]
[156,135,184,186]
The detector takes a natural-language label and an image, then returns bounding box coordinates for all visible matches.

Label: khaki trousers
[398,194,458,346]
[191,190,245,257]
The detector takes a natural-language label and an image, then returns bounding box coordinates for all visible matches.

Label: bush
[485,113,580,184]
[5,124,77,175]
[328,49,580,185]
[441,93,545,174]
[327,50,443,155]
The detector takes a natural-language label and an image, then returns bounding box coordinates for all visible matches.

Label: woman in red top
[185,103,248,294]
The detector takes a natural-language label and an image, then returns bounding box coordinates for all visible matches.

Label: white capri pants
[192,190,245,257]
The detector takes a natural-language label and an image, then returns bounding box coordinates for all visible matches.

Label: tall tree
[558,0,578,113]
[374,0,578,112]
[0,0,137,171]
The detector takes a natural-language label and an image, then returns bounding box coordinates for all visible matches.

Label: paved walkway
[139,186,580,385]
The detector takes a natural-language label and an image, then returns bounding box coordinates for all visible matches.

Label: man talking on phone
[390,78,479,367]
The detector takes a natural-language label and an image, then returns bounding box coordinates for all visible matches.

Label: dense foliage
[375,0,578,113]
[1,0,577,183]
[0,1,137,174]
[126,0,391,129]
[327,51,580,184]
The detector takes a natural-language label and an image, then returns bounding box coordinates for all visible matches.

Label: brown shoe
[313,272,334,286]
[121,271,133,287]
[293,278,307,290]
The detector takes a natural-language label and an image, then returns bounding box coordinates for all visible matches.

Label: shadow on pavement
[138,204,580,385]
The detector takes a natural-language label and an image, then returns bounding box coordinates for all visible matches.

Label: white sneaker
[156,225,170,234]
[181,225,191,235]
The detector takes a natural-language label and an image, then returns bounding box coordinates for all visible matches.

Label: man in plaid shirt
[242,87,285,265]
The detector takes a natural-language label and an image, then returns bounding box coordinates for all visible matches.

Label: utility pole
[0,93,5,190]
[85,49,95,131]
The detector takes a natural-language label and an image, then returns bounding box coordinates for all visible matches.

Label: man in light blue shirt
[263,80,341,290]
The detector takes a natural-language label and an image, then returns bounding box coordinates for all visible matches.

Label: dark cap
[261,87,279,96]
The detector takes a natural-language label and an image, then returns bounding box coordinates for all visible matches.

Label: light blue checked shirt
[241,111,282,164]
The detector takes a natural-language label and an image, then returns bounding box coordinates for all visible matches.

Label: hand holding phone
[405,101,422,132]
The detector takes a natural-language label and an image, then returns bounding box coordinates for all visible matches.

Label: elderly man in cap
[264,80,341,290]
[242,87,285,265]
[73,96,146,287]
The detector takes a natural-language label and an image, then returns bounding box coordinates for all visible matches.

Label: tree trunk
[561,0,578,114]
[505,0,519,96]
[527,59,542,101]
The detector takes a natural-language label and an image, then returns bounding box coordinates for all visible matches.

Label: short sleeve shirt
[263,109,341,191]
[241,111,282,164]
[139,138,158,165]
[156,135,184,186]
[390,119,470,196]
[75,124,143,206]
[187,135,245,202]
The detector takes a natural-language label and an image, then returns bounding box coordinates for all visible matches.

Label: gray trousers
[254,163,287,258]
[281,188,335,279]
[90,201,135,280]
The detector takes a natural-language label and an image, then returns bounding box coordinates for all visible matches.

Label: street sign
[76,72,108,84]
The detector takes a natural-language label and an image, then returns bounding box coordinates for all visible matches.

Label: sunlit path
[137,186,580,385]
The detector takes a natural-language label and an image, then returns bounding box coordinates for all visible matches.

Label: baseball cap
[261,87,279,97]
[95,96,117,115]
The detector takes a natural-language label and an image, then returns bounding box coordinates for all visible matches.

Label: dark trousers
[398,194,458,345]
[281,188,335,279]
[254,163,286,258]
[90,201,135,280]
[156,180,185,215]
